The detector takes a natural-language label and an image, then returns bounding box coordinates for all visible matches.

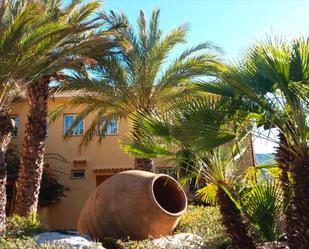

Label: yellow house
[10,92,255,230]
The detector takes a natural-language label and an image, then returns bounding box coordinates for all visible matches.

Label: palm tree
[12,0,123,217]
[122,96,256,249]
[50,9,222,172]
[199,146,257,249]
[0,1,51,231]
[223,37,309,249]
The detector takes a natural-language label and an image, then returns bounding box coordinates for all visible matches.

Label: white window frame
[71,170,86,179]
[64,114,84,136]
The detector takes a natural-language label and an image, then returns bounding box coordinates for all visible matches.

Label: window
[11,116,19,138]
[97,119,118,135]
[64,115,84,135]
[71,170,85,179]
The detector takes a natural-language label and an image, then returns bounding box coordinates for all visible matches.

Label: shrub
[0,236,38,249]
[1,215,63,248]
[176,205,230,249]
[108,238,203,249]
[113,239,156,249]
[5,215,43,238]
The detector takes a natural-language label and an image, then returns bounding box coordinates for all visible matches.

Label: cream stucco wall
[10,96,135,229]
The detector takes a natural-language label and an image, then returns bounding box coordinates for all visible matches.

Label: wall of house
[10,96,135,229]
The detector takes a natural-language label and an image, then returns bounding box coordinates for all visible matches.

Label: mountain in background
[255,153,275,165]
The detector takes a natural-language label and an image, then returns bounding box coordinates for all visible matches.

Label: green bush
[5,215,43,238]
[106,238,203,249]
[0,215,42,249]
[176,205,230,249]
[111,239,156,249]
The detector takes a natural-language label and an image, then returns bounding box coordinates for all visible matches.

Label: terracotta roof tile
[93,168,133,173]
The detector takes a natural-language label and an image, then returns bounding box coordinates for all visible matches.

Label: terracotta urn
[77,170,187,240]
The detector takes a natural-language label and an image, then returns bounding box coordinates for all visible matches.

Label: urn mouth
[150,174,187,216]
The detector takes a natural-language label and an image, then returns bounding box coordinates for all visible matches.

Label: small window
[71,170,85,179]
[64,115,84,135]
[11,116,19,138]
[97,119,118,136]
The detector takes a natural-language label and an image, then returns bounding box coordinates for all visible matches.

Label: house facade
[9,93,256,229]
[10,93,137,229]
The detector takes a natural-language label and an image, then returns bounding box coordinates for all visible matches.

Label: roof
[93,168,133,173]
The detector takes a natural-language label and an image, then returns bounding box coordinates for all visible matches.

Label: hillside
[255,153,275,165]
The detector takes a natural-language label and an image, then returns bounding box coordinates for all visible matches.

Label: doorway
[96,174,112,187]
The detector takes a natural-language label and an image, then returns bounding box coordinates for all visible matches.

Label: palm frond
[225,36,309,147]
[196,183,218,205]
[240,180,285,241]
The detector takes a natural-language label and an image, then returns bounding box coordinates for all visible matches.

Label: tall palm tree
[223,37,309,249]
[122,96,256,249]
[12,0,124,217]
[0,1,52,231]
[50,9,222,172]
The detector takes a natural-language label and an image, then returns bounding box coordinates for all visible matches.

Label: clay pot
[77,170,187,240]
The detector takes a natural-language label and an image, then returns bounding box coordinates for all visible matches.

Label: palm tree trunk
[275,132,294,244]
[216,187,256,249]
[135,158,154,172]
[12,78,49,217]
[275,132,292,206]
[276,132,309,248]
[287,144,309,249]
[0,108,12,233]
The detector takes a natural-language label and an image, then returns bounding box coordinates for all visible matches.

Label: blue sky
[95,0,309,153]
[104,0,309,61]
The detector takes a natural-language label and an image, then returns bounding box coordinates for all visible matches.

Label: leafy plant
[176,205,229,249]
[4,214,43,238]
[110,239,157,249]
[240,180,285,242]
